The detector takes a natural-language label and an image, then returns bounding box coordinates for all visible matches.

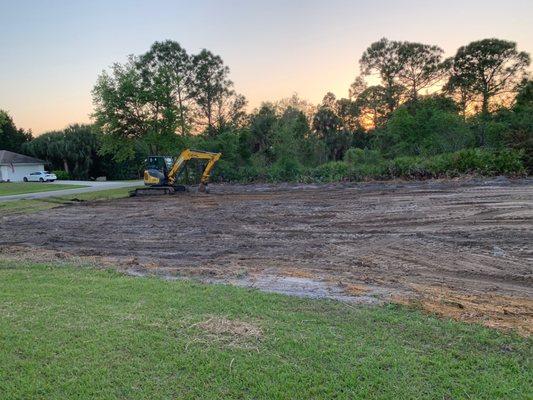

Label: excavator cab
[134,149,221,196]
[143,156,174,186]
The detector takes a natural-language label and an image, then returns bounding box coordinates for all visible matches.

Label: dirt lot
[1,178,532,334]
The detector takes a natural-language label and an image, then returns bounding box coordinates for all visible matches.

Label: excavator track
[131,185,187,197]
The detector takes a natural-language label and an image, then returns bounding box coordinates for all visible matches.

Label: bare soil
[1,178,532,334]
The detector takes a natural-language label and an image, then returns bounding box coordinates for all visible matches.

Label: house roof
[0,150,45,165]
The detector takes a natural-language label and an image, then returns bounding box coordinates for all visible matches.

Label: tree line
[2,37,531,181]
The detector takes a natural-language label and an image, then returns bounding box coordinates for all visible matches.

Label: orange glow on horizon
[2,2,531,136]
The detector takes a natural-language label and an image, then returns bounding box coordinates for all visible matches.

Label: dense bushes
[385,149,519,179]
[52,170,70,180]
[253,148,526,183]
[268,157,302,182]
[344,148,383,165]
[373,98,474,158]
[19,112,530,183]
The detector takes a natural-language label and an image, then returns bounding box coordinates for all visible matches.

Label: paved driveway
[0,180,143,202]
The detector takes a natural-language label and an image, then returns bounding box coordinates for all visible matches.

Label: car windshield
[44,171,50,174]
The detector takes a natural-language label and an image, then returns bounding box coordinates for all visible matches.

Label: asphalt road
[0,180,143,202]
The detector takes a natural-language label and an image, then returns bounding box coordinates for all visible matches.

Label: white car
[23,171,57,182]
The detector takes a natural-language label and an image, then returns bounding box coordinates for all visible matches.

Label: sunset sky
[1,0,532,135]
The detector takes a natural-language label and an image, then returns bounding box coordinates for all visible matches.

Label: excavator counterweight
[132,149,221,196]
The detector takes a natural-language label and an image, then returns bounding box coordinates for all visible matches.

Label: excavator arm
[167,149,222,191]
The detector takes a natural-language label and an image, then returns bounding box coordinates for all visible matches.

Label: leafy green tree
[485,80,533,170]
[213,93,248,133]
[92,57,158,161]
[515,79,533,108]
[349,76,367,100]
[23,124,100,179]
[321,92,337,109]
[23,130,68,172]
[360,39,445,109]
[396,42,445,102]
[248,104,278,160]
[312,106,351,161]
[349,78,386,131]
[359,38,407,113]
[320,93,360,132]
[84,37,531,183]
[413,94,460,114]
[0,110,32,153]
[263,107,307,180]
[351,129,371,149]
[272,107,317,168]
[444,59,477,117]
[355,85,392,129]
[374,96,473,157]
[137,40,193,136]
[63,124,99,179]
[195,129,242,181]
[191,50,246,135]
[445,39,530,117]
[335,98,360,132]
[93,43,246,163]
[274,108,310,154]
[190,50,229,132]
[275,94,317,123]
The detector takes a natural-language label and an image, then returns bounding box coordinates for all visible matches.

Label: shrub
[344,148,383,165]
[421,153,457,177]
[348,162,388,181]
[310,161,350,182]
[492,149,527,175]
[268,157,302,182]
[387,156,431,179]
[212,161,262,183]
[220,148,526,184]
[385,148,526,180]
[221,148,526,184]
[454,148,526,176]
[344,148,365,164]
[210,159,241,182]
[375,100,473,158]
[52,170,70,180]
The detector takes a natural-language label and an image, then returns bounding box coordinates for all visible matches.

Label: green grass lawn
[0,262,530,399]
[0,186,139,215]
[0,182,87,196]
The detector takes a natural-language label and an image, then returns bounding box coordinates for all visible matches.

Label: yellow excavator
[133,149,221,196]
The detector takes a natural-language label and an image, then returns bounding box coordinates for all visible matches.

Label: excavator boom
[167,149,222,187]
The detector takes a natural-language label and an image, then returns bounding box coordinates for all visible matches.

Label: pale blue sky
[1,0,532,133]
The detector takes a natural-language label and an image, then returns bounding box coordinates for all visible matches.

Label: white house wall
[0,164,44,182]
